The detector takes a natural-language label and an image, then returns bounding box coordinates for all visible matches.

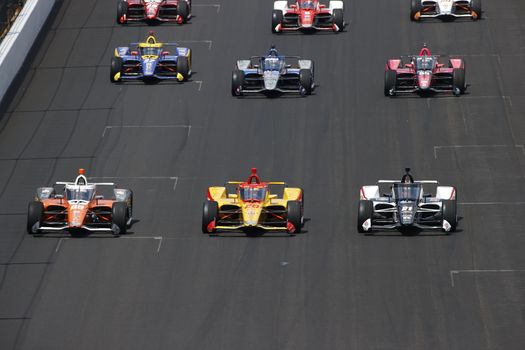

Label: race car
[232,45,315,97]
[27,169,133,236]
[411,0,481,21]
[272,0,344,33]
[384,45,466,97]
[357,169,458,234]
[202,168,304,235]
[110,32,191,83]
[116,0,192,24]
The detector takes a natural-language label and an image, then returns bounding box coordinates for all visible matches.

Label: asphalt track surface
[1,0,525,349]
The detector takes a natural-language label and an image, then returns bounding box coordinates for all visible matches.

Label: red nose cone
[418,74,431,89]
[301,10,314,26]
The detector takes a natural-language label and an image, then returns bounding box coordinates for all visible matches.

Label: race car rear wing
[378,180,439,184]
[226,181,287,185]
[55,182,115,186]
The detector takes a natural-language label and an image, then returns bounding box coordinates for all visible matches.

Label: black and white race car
[357,169,458,234]
[410,0,482,21]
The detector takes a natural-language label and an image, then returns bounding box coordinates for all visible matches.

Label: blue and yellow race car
[110,32,191,83]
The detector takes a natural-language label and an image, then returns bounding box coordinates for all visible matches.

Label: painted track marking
[192,4,221,13]
[102,125,192,138]
[450,269,525,287]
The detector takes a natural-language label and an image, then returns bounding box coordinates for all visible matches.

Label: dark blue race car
[110,33,191,83]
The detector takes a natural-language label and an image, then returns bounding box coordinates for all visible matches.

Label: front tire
[110,57,122,83]
[332,9,344,32]
[112,202,128,235]
[177,56,190,81]
[442,200,457,233]
[453,68,466,94]
[299,69,313,95]
[272,10,283,33]
[231,70,244,96]
[470,0,482,20]
[202,201,218,233]
[410,0,422,21]
[116,0,128,24]
[27,201,43,234]
[177,0,190,23]
[357,200,373,234]
[287,200,302,234]
[384,70,397,96]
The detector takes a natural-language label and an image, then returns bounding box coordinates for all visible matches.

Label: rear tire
[287,200,302,234]
[116,0,128,24]
[470,0,482,19]
[384,70,397,96]
[231,70,244,96]
[453,68,466,94]
[442,200,457,233]
[332,9,344,31]
[357,200,373,234]
[202,201,218,233]
[177,0,190,23]
[112,202,128,235]
[272,10,283,33]
[410,0,422,21]
[110,57,122,83]
[27,201,43,234]
[177,56,190,81]
[299,69,313,95]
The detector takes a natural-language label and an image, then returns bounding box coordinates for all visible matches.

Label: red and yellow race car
[27,169,133,236]
[202,168,304,235]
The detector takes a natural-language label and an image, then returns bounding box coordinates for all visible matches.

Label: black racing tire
[27,201,43,234]
[110,57,122,83]
[332,9,344,32]
[453,68,466,94]
[287,200,302,234]
[299,69,313,95]
[470,0,482,20]
[177,0,190,23]
[357,200,373,234]
[202,201,218,233]
[231,70,244,96]
[272,10,283,33]
[442,200,457,233]
[177,56,190,81]
[112,202,128,235]
[384,69,397,96]
[116,0,128,24]
[410,0,422,21]
[127,190,134,228]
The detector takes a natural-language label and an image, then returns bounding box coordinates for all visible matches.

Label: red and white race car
[116,0,191,25]
[272,0,344,33]
[384,45,467,97]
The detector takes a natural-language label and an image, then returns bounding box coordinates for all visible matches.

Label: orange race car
[202,168,304,235]
[27,169,133,236]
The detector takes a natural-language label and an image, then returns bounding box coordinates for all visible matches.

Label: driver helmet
[268,45,279,57]
[401,168,414,183]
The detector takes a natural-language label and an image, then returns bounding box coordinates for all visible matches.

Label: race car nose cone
[418,74,431,90]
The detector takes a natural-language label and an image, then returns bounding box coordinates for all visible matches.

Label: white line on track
[176,40,213,50]
[102,125,192,138]
[193,80,203,91]
[192,4,221,13]
[122,236,163,253]
[55,237,67,252]
[433,144,525,159]
[450,269,525,287]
